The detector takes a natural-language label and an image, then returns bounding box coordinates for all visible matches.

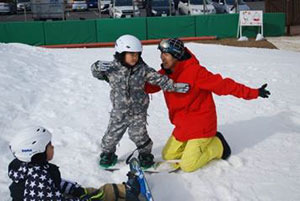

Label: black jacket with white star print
[8,159,80,201]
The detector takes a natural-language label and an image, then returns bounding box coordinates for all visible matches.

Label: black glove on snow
[258,83,271,98]
[71,186,87,198]
[125,171,140,196]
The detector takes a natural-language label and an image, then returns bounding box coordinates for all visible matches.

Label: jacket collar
[170,48,200,77]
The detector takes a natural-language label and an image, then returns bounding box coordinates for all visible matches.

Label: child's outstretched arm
[91,60,112,83]
[145,67,189,93]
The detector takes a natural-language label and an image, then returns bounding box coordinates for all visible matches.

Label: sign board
[237,10,264,38]
[240,10,263,26]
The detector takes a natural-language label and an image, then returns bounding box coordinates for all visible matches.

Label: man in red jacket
[145,38,270,172]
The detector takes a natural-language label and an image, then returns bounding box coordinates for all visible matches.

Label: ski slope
[1,42,300,201]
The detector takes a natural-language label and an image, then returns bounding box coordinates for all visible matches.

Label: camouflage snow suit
[91,59,179,154]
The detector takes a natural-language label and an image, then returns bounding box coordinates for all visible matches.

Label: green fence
[44,20,97,45]
[147,16,196,39]
[0,21,45,45]
[97,18,147,42]
[195,14,237,38]
[0,13,285,46]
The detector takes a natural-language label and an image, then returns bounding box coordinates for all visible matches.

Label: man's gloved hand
[174,83,190,93]
[258,83,271,98]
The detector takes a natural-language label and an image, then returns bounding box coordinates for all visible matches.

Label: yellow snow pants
[162,135,223,172]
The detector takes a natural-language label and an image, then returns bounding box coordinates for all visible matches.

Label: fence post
[286,0,292,35]
[24,7,27,21]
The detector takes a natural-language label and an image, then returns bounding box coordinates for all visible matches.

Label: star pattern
[38,182,45,189]
[37,191,44,198]
[29,181,36,188]
[40,174,46,181]
[9,162,80,201]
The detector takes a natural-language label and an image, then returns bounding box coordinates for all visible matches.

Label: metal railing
[1,0,261,22]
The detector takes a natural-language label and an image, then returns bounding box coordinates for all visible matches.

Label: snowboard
[143,160,180,174]
[128,157,154,201]
[99,159,126,172]
[100,159,180,173]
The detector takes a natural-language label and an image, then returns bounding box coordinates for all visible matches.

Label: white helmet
[115,34,143,54]
[9,126,52,162]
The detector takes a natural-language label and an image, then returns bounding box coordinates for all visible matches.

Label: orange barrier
[41,36,217,49]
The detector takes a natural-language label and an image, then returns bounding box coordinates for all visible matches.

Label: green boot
[99,152,118,168]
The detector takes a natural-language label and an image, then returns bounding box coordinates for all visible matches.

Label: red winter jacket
[145,48,259,142]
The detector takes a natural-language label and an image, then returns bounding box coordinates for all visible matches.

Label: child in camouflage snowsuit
[91,34,189,168]
[8,126,145,201]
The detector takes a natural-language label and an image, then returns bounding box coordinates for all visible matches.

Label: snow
[1,42,300,201]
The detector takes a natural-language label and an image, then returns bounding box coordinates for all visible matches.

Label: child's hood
[8,158,28,183]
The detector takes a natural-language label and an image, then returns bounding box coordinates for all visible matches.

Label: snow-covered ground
[1,42,300,201]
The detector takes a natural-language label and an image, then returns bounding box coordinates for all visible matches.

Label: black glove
[258,83,271,98]
[125,172,140,196]
[125,172,148,201]
[71,186,87,198]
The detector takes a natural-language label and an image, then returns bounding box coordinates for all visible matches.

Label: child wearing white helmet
[8,126,146,201]
[91,34,190,169]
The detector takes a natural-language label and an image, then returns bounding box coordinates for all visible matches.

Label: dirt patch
[193,38,278,49]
